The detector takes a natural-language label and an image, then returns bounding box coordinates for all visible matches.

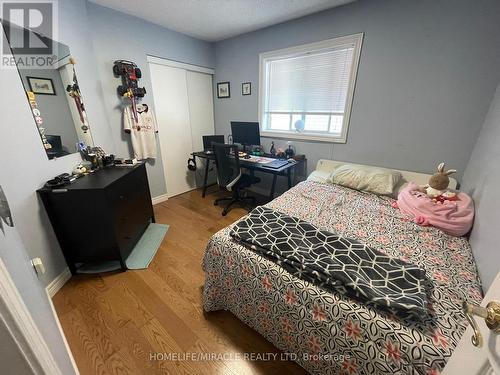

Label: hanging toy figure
[66,57,89,133]
[113,60,147,123]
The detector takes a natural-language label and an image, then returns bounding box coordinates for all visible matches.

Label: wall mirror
[1,21,94,160]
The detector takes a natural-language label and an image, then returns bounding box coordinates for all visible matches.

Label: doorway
[148,56,215,198]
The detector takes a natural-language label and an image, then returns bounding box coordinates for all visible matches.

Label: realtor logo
[1,0,58,68]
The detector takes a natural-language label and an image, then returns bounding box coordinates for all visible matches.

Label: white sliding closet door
[149,60,214,198]
[186,71,216,188]
[186,71,215,152]
[150,64,194,197]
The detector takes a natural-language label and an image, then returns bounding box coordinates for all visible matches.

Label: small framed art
[27,77,56,95]
[242,82,251,96]
[217,81,230,98]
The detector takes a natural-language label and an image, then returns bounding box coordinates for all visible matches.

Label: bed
[202,160,481,375]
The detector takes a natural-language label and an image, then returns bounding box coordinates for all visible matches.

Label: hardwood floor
[53,189,306,375]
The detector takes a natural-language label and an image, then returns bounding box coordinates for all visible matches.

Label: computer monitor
[230,122,260,151]
[202,135,225,151]
[46,135,63,150]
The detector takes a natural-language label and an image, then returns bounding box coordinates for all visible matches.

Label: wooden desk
[191,151,306,200]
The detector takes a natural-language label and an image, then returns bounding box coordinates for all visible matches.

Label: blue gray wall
[213,0,500,183]
[87,3,215,198]
[1,0,215,288]
[461,83,500,291]
[0,0,112,288]
[0,1,115,367]
[3,0,500,299]
[0,214,76,374]
[0,34,77,372]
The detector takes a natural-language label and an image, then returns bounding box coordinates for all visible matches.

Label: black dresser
[38,163,155,274]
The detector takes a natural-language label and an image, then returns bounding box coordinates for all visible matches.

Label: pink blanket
[395,182,474,236]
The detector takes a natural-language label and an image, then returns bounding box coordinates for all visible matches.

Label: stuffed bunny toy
[425,162,457,198]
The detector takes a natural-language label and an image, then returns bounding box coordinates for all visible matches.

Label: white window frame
[258,33,363,143]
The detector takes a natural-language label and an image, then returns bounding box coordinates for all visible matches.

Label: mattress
[202,180,482,375]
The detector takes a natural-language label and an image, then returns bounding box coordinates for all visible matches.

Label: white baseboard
[46,267,72,298]
[152,193,169,205]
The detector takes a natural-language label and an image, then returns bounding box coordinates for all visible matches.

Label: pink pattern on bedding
[202,181,482,375]
[397,182,474,236]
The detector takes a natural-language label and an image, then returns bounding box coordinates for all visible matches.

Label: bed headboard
[310,159,458,190]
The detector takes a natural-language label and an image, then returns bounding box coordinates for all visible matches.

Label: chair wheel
[222,211,227,216]
[214,201,218,206]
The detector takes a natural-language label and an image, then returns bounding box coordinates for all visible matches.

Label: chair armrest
[226,171,242,191]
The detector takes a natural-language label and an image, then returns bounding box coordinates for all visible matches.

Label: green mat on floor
[125,223,169,269]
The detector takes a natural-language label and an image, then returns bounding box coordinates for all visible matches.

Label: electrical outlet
[31,258,45,276]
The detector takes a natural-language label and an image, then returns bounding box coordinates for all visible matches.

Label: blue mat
[125,223,169,269]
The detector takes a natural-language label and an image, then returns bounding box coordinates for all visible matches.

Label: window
[259,33,363,143]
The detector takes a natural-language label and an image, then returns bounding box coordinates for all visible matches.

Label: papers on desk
[244,155,274,164]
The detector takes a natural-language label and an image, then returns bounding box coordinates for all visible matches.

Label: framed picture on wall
[217,81,230,98]
[26,77,56,95]
[242,82,251,96]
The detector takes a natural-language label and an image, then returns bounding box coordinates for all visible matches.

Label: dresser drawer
[107,165,153,259]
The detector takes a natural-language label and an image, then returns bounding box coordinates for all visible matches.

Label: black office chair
[212,143,260,216]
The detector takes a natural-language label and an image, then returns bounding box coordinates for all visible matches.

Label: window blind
[259,33,363,142]
[265,46,355,114]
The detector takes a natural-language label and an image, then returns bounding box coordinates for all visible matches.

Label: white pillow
[307,170,331,184]
[330,164,402,195]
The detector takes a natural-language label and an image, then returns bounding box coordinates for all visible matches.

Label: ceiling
[89,0,355,42]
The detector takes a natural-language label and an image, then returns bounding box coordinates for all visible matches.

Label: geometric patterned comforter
[231,206,430,316]
[202,181,483,375]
